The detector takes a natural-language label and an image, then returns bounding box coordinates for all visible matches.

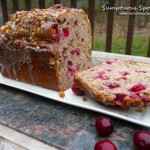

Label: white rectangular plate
[1,51,150,127]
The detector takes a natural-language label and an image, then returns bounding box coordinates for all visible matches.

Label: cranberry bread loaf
[74,59,150,111]
[0,5,92,91]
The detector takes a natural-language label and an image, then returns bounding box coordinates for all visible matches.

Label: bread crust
[1,49,60,90]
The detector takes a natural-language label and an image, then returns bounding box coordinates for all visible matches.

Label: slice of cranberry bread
[74,59,150,111]
[0,5,92,91]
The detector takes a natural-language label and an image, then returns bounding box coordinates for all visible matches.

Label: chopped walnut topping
[49,58,55,65]
[1,25,10,33]
[59,91,65,98]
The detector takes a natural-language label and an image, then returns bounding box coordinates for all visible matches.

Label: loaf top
[75,59,150,111]
[0,5,85,51]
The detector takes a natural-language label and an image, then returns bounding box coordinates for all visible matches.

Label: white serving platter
[1,51,150,127]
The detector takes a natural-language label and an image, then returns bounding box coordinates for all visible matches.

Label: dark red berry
[106,60,113,65]
[120,71,129,76]
[130,84,146,92]
[133,131,150,150]
[70,49,80,57]
[76,64,80,71]
[94,71,109,80]
[106,83,120,89]
[71,86,85,96]
[95,116,114,136]
[54,4,62,9]
[67,67,75,76]
[115,93,126,102]
[129,93,143,101]
[51,24,60,42]
[81,38,84,42]
[52,24,59,33]
[63,28,69,37]
[74,19,78,26]
[94,140,117,150]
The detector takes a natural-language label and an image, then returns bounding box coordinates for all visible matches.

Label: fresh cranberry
[94,140,117,150]
[74,19,78,26]
[106,83,120,89]
[106,60,113,65]
[63,28,69,37]
[133,131,150,150]
[115,93,126,102]
[71,86,85,96]
[54,4,62,9]
[121,71,129,76]
[129,93,143,101]
[81,38,84,42]
[52,24,59,33]
[95,116,114,136]
[70,49,80,57]
[51,24,60,42]
[76,64,80,71]
[130,84,146,92]
[95,71,109,80]
[67,67,75,76]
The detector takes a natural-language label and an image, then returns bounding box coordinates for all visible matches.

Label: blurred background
[0,0,149,56]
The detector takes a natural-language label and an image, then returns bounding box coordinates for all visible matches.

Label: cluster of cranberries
[71,85,85,96]
[71,86,150,150]
[94,116,117,150]
[95,117,150,150]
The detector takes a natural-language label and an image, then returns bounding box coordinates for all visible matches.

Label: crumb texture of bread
[74,59,150,111]
[0,5,92,91]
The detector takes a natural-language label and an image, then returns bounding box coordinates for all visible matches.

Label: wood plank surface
[88,0,95,47]
[0,124,57,150]
[25,0,32,10]
[54,0,60,4]
[105,0,115,52]
[125,0,138,55]
[0,0,8,23]
[13,0,19,12]
[147,37,150,57]
[71,0,77,8]
[39,0,45,9]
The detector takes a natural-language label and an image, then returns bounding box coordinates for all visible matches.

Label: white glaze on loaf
[0,5,92,91]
